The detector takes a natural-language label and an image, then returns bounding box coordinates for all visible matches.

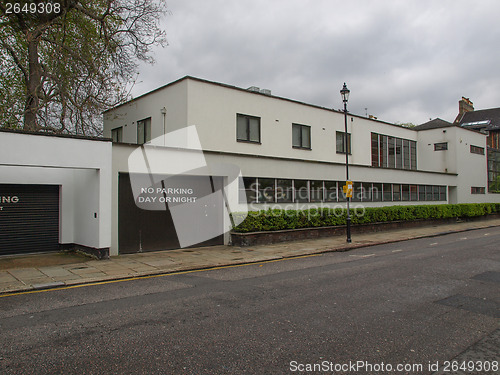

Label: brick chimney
[454,97,474,123]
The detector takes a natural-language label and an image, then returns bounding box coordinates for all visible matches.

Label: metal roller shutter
[0,184,60,256]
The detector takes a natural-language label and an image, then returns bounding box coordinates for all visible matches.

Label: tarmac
[1,218,500,296]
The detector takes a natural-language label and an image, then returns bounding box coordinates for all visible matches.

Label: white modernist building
[0,76,497,258]
[102,76,500,255]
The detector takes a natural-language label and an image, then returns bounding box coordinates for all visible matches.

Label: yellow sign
[343,183,353,198]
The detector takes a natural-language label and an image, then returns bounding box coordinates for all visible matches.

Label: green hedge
[231,203,500,233]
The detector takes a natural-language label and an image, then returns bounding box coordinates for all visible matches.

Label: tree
[0,0,167,134]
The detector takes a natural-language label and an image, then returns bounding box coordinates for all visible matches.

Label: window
[439,186,447,201]
[388,137,395,168]
[410,141,417,170]
[294,180,309,202]
[402,184,410,201]
[470,145,485,155]
[471,186,486,194]
[434,142,448,151]
[336,131,351,154]
[338,183,347,202]
[352,182,362,202]
[392,184,401,201]
[371,133,417,170]
[237,114,261,143]
[309,180,324,202]
[488,148,500,193]
[395,138,403,169]
[325,181,337,202]
[292,124,311,149]
[383,183,392,201]
[410,185,418,201]
[239,177,258,203]
[137,118,151,145]
[276,179,293,203]
[258,178,275,202]
[111,127,123,143]
[403,140,410,169]
[371,133,379,167]
[372,183,382,201]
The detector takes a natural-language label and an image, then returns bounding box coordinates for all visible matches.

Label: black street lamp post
[340,82,352,243]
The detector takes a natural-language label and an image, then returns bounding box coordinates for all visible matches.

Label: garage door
[0,184,60,256]
[119,173,224,253]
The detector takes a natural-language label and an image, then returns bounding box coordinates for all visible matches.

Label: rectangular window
[470,145,485,155]
[338,182,347,202]
[292,124,311,149]
[471,186,486,194]
[433,186,440,201]
[439,186,447,201]
[426,185,433,201]
[392,184,401,201]
[325,181,337,202]
[372,183,382,201]
[396,138,403,169]
[388,137,396,168]
[410,185,418,201]
[111,126,123,143]
[410,141,417,170]
[237,114,261,143]
[239,177,258,203]
[434,142,448,151]
[294,180,309,202]
[352,182,362,202]
[403,140,410,169]
[418,185,426,201]
[137,117,151,145]
[383,183,392,201]
[371,133,379,167]
[381,135,388,168]
[401,184,410,201]
[258,178,275,203]
[309,180,324,202]
[276,179,293,203]
[361,183,372,202]
[336,131,351,154]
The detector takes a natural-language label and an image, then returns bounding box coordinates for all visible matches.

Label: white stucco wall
[0,131,112,250]
[103,79,188,142]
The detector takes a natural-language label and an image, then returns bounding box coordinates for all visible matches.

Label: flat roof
[104,75,415,131]
[0,127,111,142]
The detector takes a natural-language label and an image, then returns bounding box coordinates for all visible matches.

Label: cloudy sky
[132,0,500,125]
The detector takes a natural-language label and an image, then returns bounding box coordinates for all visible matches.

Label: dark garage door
[0,184,60,256]
[119,173,224,253]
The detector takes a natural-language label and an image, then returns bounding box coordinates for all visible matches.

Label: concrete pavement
[1,218,500,295]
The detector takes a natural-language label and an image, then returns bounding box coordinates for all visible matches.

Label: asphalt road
[0,227,499,375]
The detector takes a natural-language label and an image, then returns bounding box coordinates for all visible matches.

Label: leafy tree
[0,0,167,134]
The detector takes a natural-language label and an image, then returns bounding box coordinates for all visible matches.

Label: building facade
[1,77,498,257]
[102,76,500,255]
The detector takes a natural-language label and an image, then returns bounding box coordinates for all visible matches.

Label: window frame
[292,123,312,150]
[434,142,448,151]
[336,131,351,155]
[111,126,123,143]
[137,117,151,145]
[237,113,261,144]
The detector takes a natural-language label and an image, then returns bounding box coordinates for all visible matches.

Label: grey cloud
[133,0,500,125]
